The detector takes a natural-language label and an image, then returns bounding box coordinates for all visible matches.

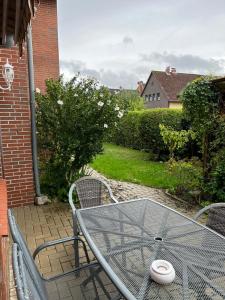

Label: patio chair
[12,243,120,300]
[68,176,118,267]
[194,203,225,236]
[9,210,121,300]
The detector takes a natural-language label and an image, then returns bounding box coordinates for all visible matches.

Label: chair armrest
[33,236,87,260]
[68,183,77,214]
[193,203,225,221]
[110,195,119,203]
[33,235,94,282]
[105,183,118,203]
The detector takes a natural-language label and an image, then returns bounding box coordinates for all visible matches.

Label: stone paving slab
[9,169,201,299]
[90,168,200,218]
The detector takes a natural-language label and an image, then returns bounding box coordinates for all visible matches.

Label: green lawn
[91,143,178,189]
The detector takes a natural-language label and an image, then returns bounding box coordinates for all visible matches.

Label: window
[157,93,160,101]
[145,95,148,101]
[152,93,155,101]
[149,94,152,101]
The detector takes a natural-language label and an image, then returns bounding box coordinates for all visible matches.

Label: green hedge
[113,111,143,149]
[112,109,185,159]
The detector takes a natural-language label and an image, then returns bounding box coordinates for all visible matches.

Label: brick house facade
[32,0,59,92]
[0,0,59,207]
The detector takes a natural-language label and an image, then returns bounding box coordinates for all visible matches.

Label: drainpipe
[26,25,41,198]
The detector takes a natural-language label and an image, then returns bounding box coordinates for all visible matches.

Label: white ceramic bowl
[150,260,175,285]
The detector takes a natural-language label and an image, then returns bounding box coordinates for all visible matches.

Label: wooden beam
[0,180,8,236]
[0,180,8,300]
[0,237,9,300]
[2,0,8,44]
[14,0,21,43]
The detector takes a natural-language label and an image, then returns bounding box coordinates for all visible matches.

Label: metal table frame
[76,198,225,300]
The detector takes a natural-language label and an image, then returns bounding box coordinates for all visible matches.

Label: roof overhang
[0,0,39,56]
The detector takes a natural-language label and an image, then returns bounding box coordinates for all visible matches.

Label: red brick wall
[32,0,59,92]
[0,1,59,207]
[0,49,35,207]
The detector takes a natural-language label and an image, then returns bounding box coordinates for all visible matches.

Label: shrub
[205,149,225,202]
[181,76,220,176]
[111,108,186,159]
[116,90,144,111]
[113,111,143,149]
[139,109,185,158]
[181,76,225,203]
[36,76,124,201]
[167,158,203,203]
[159,124,196,159]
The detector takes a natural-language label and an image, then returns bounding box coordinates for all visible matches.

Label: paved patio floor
[9,171,200,299]
[10,202,123,299]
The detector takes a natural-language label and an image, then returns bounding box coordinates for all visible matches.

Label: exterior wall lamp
[0,59,14,91]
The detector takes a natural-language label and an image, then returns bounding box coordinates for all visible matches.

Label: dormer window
[157,93,160,101]
[152,93,155,101]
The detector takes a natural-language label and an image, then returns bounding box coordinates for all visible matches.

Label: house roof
[141,70,202,100]
[0,0,39,56]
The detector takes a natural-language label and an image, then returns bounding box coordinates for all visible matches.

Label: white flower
[98,101,104,107]
[35,88,41,94]
[74,93,78,97]
[96,83,101,90]
[100,93,104,98]
[107,100,111,105]
[70,155,75,162]
[57,100,63,105]
[118,111,124,118]
[115,105,120,111]
[85,88,89,94]
[104,123,108,128]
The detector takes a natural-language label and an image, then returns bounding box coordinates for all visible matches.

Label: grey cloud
[122,36,134,45]
[60,60,101,80]
[60,60,139,89]
[140,52,225,74]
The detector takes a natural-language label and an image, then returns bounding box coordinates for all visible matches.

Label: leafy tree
[36,76,124,200]
[116,90,144,111]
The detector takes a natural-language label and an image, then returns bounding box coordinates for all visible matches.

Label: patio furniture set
[9,177,225,299]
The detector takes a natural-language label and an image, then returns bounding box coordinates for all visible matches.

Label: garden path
[90,168,199,218]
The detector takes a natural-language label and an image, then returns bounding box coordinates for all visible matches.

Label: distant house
[141,67,202,109]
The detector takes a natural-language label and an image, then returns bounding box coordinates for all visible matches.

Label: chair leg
[74,239,80,269]
[73,216,80,269]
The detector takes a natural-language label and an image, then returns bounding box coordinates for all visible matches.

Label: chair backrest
[8,209,48,299]
[206,207,225,236]
[69,176,117,212]
[12,243,44,300]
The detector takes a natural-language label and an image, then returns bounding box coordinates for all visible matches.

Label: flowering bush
[36,76,124,200]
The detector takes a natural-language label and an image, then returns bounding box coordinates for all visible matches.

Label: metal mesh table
[77,198,225,300]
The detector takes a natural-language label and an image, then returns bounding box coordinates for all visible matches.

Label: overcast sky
[57,0,225,89]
